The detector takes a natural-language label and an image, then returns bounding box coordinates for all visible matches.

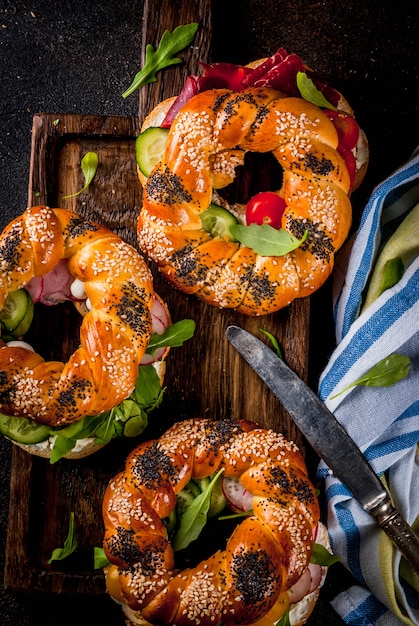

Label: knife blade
[226,325,419,572]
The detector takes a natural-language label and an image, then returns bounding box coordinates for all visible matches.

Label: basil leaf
[48,512,77,563]
[122,23,199,98]
[296,71,337,110]
[259,329,283,359]
[311,542,340,566]
[50,435,77,464]
[173,469,224,552]
[62,152,99,199]
[93,547,110,569]
[230,223,307,256]
[378,257,404,296]
[146,319,196,354]
[330,353,411,399]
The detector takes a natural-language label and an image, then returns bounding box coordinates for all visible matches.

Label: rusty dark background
[0,0,417,624]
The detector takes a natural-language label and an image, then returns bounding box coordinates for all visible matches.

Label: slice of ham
[161,47,333,127]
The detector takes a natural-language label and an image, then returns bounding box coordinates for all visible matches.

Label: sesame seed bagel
[0,206,156,427]
[102,418,327,625]
[137,57,368,316]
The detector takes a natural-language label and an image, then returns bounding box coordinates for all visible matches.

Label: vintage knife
[226,325,419,572]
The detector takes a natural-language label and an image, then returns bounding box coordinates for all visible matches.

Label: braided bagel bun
[137,50,368,316]
[102,418,332,625]
[8,359,166,460]
[0,206,171,459]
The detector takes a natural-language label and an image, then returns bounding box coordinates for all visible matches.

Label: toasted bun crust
[137,56,368,316]
[102,418,325,625]
[0,206,156,426]
[246,57,369,191]
[114,520,330,626]
[9,359,166,459]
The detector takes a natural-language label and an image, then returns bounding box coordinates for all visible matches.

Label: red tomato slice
[246,192,287,229]
[325,109,359,150]
[337,143,357,189]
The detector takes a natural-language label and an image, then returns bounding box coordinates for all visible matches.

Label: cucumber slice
[135,127,169,177]
[201,204,238,241]
[208,474,227,517]
[0,288,34,338]
[0,413,50,444]
[176,488,195,519]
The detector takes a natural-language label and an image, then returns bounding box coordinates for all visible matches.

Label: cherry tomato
[325,109,359,150]
[246,192,287,229]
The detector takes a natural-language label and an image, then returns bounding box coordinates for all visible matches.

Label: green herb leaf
[173,469,224,551]
[296,71,337,110]
[146,319,196,354]
[218,510,254,521]
[259,329,283,359]
[133,364,165,411]
[62,151,99,199]
[50,435,77,464]
[311,542,340,566]
[230,223,308,256]
[48,512,77,563]
[123,411,148,437]
[122,23,199,98]
[330,353,411,399]
[93,547,110,569]
[378,257,405,297]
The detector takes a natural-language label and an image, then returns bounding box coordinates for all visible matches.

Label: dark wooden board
[5,0,310,598]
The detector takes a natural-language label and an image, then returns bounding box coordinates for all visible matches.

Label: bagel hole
[221,151,283,205]
[26,301,82,361]
[172,514,239,569]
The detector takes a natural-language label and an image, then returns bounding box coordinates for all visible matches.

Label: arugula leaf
[296,71,337,110]
[311,542,340,566]
[94,547,110,569]
[173,469,224,551]
[146,318,196,354]
[62,151,99,199]
[330,353,411,399]
[122,23,199,98]
[230,223,307,256]
[48,512,77,563]
[218,510,254,521]
[259,329,283,359]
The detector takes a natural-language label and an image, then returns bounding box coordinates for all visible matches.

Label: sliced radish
[308,562,322,593]
[222,476,254,513]
[6,340,35,352]
[26,259,83,306]
[287,567,312,604]
[70,278,88,301]
[140,295,171,365]
[150,294,170,332]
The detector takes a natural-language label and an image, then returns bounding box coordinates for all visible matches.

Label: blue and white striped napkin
[316,147,419,626]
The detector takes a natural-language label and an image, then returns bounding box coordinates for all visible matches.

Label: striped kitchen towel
[317,147,419,626]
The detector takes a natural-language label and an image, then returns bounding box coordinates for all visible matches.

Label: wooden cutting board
[5,0,310,596]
